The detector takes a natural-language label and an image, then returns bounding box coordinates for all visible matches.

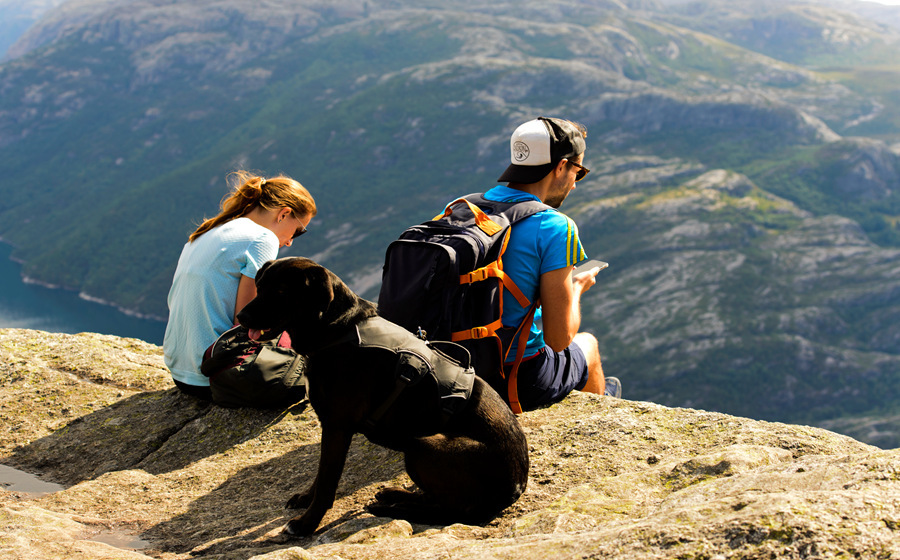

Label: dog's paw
[283,514,318,537]
[286,492,313,510]
[267,529,299,543]
[373,486,419,506]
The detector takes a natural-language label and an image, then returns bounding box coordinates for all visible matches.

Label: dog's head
[237,257,338,343]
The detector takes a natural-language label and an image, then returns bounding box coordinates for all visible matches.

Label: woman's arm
[234,274,257,323]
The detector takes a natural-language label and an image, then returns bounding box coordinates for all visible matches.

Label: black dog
[237,257,529,536]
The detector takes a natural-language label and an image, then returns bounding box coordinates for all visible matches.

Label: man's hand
[573,266,600,295]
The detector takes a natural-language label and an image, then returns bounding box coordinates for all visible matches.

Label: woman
[163,170,317,400]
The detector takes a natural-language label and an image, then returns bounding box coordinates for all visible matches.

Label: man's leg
[509,335,616,410]
[573,332,604,395]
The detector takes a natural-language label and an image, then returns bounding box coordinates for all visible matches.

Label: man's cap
[498,117,587,184]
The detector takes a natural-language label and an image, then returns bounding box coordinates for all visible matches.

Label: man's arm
[540,266,598,352]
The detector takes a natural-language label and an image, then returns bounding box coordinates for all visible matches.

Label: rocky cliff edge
[1,328,898,560]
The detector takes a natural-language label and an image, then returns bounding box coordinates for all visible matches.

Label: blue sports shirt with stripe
[482,185,587,359]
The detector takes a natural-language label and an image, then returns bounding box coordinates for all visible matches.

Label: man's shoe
[604,376,622,398]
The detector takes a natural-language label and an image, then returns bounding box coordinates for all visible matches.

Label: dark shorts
[174,379,213,402]
[498,343,589,411]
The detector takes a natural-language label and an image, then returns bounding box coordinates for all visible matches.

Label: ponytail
[189,170,316,242]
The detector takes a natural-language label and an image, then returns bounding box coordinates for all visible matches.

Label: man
[487,117,621,411]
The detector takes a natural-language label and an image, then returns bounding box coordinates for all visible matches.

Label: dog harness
[322,316,475,431]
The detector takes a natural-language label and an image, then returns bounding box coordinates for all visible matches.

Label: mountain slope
[0,0,66,59]
[0,0,899,445]
[571,160,900,446]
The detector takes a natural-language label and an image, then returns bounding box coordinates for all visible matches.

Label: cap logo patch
[513,141,530,162]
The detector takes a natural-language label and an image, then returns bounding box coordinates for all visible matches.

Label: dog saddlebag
[200,325,307,409]
[355,316,475,430]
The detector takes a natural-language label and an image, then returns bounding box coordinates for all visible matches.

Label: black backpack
[377,193,549,414]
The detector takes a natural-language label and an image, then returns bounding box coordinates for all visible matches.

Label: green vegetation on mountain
[0,0,899,446]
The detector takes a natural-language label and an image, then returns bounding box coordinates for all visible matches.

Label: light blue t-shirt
[483,186,587,359]
[163,217,279,386]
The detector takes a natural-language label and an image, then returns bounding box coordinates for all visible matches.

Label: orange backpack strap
[459,261,530,308]
[450,317,504,342]
[434,198,503,236]
[458,229,530,307]
[504,300,540,415]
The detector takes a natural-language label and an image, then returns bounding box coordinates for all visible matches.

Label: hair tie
[259,178,267,187]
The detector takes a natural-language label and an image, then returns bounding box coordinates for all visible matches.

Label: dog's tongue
[248,329,262,341]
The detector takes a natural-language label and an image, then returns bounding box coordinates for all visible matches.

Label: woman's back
[164,217,278,386]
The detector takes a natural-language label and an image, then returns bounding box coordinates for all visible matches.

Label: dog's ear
[302,265,335,315]
[256,260,274,285]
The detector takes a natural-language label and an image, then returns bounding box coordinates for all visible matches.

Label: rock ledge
[1,328,898,560]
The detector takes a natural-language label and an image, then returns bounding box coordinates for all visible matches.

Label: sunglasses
[288,211,307,239]
[569,160,590,182]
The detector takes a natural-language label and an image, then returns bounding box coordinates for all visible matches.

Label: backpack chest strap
[459,260,530,308]
[451,317,504,342]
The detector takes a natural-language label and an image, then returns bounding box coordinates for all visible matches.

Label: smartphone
[574,259,608,275]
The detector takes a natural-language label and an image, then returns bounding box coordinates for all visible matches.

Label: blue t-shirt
[163,218,279,386]
[483,186,587,359]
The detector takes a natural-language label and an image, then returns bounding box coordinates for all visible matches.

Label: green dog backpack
[377,193,549,414]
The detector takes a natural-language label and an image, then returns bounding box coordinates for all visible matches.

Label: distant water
[0,244,165,345]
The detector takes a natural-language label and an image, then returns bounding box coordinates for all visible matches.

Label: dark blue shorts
[499,343,589,411]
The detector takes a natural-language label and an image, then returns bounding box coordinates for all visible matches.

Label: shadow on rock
[1,388,304,485]
[144,433,407,557]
